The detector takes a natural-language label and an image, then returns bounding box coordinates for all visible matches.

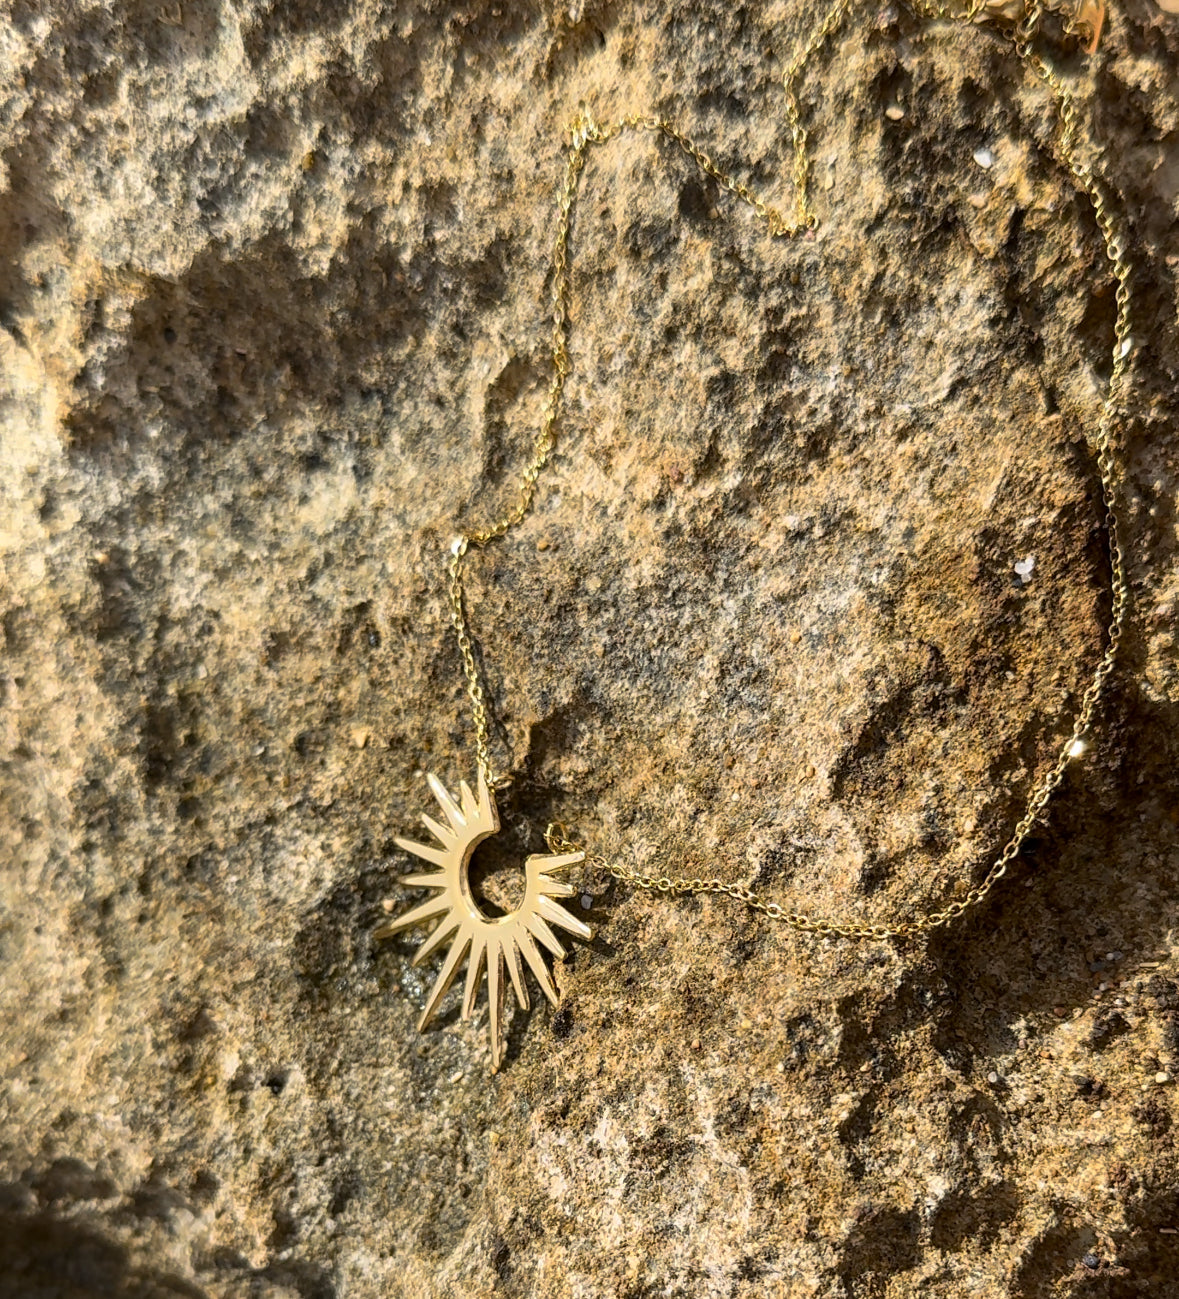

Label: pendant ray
[421,812,455,847]
[536,851,584,873]
[535,875,577,898]
[411,914,461,967]
[505,937,529,1011]
[393,836,448,868]
[462,934,486,1020]
[400,871,447,890]
[458,779,481,822]
[487,941,505,1071]
[517,928,559,1005]
[418,934,471,1031]
[374,893,450,939]
[468,775,494,828]
[427,773,467,831]
[538,894,593,940]
[526,911,568,959]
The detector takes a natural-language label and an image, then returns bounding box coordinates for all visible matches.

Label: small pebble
[987,1071,1000,1084]
[1081,1252,1100,1270]
[536,537,550,551]
[579,894,593,910]
[885,104,905,121]
[1155,1071,1171,1085]
[973,146,995,169]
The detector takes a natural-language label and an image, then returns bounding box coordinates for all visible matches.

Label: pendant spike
[487,942,506,1071]
[374,893,450,939]
[427,772,467,832]
[462,935,487,1020]
[525,911,568,959]
[400,871,447,890]
[535,874,578,898]
[421,812,455,847]
[536,851,585,873]
[538,893,593,941]
[418,934,470,1031]
[505,938,530,1011]
[517,929,559,1006]
[393,836,448,868]
[411,915,461,967]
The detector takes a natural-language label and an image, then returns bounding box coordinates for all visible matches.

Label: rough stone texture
[2,1,1179,1296]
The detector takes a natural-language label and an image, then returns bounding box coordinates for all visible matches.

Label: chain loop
[443,0,1132,938]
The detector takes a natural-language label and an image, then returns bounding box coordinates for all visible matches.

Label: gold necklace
[377,0,1131,1071]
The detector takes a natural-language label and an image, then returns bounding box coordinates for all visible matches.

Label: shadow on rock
[0,1209,207,1299]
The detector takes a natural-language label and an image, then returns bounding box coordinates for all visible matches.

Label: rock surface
[3,2,1179,1296]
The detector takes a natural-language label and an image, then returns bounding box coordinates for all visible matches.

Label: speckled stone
[2,2,1179,1297]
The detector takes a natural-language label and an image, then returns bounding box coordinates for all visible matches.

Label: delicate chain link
[447,0,1134,938]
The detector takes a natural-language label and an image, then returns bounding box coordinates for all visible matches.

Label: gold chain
[444,0,1133,940]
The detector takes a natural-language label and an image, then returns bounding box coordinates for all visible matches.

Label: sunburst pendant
[376,769,592,1070]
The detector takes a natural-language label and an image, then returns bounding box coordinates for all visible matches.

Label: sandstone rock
[2,2,1178,1296]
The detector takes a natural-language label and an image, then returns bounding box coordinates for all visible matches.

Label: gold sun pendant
[375,770,592,1070]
